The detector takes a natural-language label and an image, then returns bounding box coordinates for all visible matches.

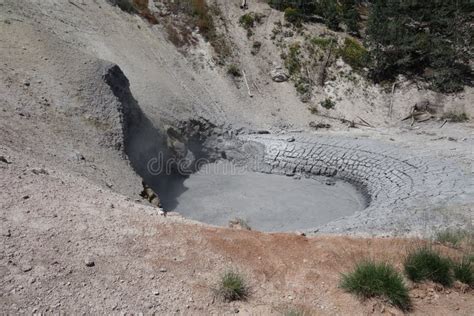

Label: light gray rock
[271,68,288,82]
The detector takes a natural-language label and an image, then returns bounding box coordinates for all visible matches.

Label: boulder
[271,67,288,82]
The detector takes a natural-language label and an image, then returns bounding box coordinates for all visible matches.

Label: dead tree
[317,41,334,87]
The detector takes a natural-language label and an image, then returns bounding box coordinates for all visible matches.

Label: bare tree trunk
[388,82,397,118]
[317,41,334,87]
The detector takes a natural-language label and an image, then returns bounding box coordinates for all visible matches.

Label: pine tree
[366,0,472,92]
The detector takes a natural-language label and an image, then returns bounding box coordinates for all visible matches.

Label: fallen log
[312,113,370,128]
[242,70,253,98]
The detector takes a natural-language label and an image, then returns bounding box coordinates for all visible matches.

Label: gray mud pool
[163,161,367,232]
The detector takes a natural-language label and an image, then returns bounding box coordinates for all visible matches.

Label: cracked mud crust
[244,133,473,235]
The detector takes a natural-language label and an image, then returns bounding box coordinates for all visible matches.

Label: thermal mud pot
[161,161,366,232]
[152,132,473,235]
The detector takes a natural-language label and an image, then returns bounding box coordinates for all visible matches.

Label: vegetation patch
[284,7,301,26]
[404,247,453,286]
[441,112,469,123]
[239,12,265,37]
[435,228,473,247]
[227,64,242,77]
[215,270,249,302]
[269,0,360,33]
[340,261,411,311]
[270,0,472,92]
[284,43,302,76]
[311,37,334,50]
[320,98,335,110]
[115,0,136,13]
[161,1,231,62]
[338,37,368,70]
[295,77,311,95]
[453,258,473,287]
[113,0,158,24]
[367,0,472,93]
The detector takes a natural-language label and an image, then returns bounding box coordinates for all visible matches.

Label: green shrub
[227,64,242,77]
[453,258,473,286]
[216,270,249,301]
[338,37,368,70]
[320,98,335,110]
[295,77,310,95]
[441,112,469,123]
[284,43,301,76]
[340,261,411,310]
[115,0,136,13]
[284,7,301,25]
[311,37,334,50]
[239,12,264,37]
[239,13,255,29]
[404,248,453,286]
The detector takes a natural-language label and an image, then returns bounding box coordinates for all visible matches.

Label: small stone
[72,151,85,161]
[22,195,30,200]
[325,178,336,186]
[85,259,95,267]
[31,168,49,175]
[153,291,160,296]
[159,268,167,273]
[309,122,331,130]
[270,67,289,82]
[0,156,11,164]
[287,137,295,142]
[22,265,33,272]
